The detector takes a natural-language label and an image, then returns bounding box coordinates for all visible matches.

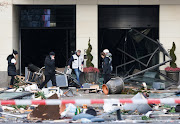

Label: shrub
[170,42,177,68]
[165,42,180,72]
[86,38,94,67]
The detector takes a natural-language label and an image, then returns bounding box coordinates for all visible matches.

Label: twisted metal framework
[115,29,171,80]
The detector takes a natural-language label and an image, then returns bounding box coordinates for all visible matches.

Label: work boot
[9,85,13,89]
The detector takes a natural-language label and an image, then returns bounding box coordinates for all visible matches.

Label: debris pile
[27,94,60,120]
[0,66,179,123]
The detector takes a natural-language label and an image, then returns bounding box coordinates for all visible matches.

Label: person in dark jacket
[101,52,112,84]
[7,50,18,88]
[39,52,57,89]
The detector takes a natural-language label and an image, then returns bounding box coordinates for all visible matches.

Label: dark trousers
[10,76,15,85]
[39,74,56,89]
[104,74,111,84]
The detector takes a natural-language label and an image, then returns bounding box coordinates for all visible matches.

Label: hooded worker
[7,49,18,88]
[39,52,57,89]
[101,52,112,84]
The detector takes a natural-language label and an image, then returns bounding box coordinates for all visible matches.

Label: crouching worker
[7,50,18,88]
[39,52,57,89]
[101,52,112,84]
[68,50,84,85]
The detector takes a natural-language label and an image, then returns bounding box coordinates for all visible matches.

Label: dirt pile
[28,94,60,120]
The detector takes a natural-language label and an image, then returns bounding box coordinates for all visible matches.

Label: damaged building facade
[1,0,180,87]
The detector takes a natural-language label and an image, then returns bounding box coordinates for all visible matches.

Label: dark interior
[98,5,159,75]
[98,5,159,28]
[21,29,75,73]
[20,5,76,73]
[98,28,159,74]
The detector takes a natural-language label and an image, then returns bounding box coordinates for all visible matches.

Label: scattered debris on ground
[27,94,60,120]
[0,67,180,123]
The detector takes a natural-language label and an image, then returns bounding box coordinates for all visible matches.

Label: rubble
[61,103,77,118]
[86,108,97,116]
[47,74,68,88]
[27,94,60,120]
[123,93,152,114]
[64,89,74,97]
[0,107,2,112]
[80,118,92,123]
[24,84,39,92]
[103,103,122,113]
[80,83,101,93]
[41,87,63,98]
[72,113,95,121]
[0,65,179,123]
[0,92,33,100]
[91,117,105,122]
[175,104,180,112]
[0,89,179,123]
[153,82,165,90]
[2,106,15,111]
[34,91,46,99]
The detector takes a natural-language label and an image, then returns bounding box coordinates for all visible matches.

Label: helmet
[103,49,109,54]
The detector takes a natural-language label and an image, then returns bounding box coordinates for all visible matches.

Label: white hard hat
[103,49,109,54]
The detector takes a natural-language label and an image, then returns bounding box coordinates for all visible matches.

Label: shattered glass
[0,92,33,100]
[115,29,172,88]
[124,71,177,89]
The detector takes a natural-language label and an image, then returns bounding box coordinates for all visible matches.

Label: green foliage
[162,104,171,108]
[169,107,176,113]
[13,77,20,89]
[35,91,46,99]
[86,38,94,67]
[142,116,150,120]
[121,88,139,95]
[121,110,130,115]
[11,105,27,109]
[170,42,177,68]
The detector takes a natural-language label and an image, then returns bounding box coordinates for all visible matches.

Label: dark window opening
[20,6,76,74]
[98,5,159,75]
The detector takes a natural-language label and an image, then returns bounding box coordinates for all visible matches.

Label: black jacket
[44,55,55,75]
[7,54,16,76]
[102,57,111,74]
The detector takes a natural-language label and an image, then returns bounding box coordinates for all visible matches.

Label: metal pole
[158,71,177,83]
[146,47,159,66]
[116,109,122,120]
[115,52,153,76]
[123,59,171,80]
[132,29,171,59]
[132,29,158,45]
[19,29,21,75]
[116,29,172,77]
[117,48,147,67]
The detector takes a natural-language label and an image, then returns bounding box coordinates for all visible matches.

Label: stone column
[76,4,98,67]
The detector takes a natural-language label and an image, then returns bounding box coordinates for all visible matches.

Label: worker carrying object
[68,50,84,84]
[7,49,18,88]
